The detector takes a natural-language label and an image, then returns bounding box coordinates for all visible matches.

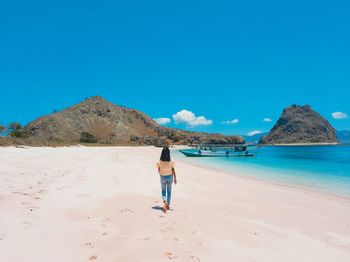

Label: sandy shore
[0,146,349,262]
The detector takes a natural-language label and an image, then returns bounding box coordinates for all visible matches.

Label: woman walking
[156,146,177,213]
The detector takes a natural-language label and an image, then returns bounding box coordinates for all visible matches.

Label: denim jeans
[160,175,173,205]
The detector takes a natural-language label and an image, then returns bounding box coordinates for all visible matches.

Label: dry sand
[0,146,349,262]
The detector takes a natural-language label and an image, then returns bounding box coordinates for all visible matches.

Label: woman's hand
[172,168,177,185]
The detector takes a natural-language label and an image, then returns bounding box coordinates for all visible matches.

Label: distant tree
[0,125,5,133]
[53,109,59,113]
[80,132,97,143]
[8,122,22,131]
[8,122,29,138]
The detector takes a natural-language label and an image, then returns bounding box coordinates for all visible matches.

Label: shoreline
[175,153,350,201]
[1,146,349,261]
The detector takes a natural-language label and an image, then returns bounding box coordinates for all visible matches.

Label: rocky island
[260,105,338,145]
[24,96,244,146]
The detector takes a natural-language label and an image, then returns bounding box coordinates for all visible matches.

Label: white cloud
[154,117,171,125]
[263,118,272,122]
[331,112,348,119]
[247,130,263,136]
[222,118,239,124]
[172,109,213,127]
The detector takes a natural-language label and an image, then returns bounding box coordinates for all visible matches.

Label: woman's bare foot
[163,201,168,213]
[167,204,170,210]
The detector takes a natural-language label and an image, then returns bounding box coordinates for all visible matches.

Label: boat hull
[179,149,255,157]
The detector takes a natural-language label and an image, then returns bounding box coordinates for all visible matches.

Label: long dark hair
[160,146,171,161]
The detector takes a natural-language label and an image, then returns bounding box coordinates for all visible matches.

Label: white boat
[180,144,255,157]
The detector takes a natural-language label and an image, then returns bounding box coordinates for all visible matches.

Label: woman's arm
[172,168,177,184]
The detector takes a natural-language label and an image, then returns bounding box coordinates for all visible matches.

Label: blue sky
[0,0,349,135]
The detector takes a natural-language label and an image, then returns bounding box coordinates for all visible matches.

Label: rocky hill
[260,105,338,144]
[25,96,244,146]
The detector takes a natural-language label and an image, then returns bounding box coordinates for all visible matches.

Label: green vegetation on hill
[8,122,29,138]
[80,132,98,143]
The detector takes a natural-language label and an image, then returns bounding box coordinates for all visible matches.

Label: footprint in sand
[102,217,111,223]
[102,232,108,236]
[100,217,112,228]
[27,206,38,213]
[161,227,174,233]
[190,255,200,262]
[165,252,177,260]
[22,221,31,227]
[173,238,184,246]
[140,237,151,241]
[120,208,134,215]
[89,255,97,260]
[75,194,91,198]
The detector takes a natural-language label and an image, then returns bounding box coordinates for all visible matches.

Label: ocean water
[174,145,350,197]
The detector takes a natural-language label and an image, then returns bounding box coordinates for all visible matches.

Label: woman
[156,146,177,213]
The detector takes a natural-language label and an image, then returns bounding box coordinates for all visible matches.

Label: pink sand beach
[0,146,349,262]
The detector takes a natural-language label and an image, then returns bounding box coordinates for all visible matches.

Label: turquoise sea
[174,145,350,197]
